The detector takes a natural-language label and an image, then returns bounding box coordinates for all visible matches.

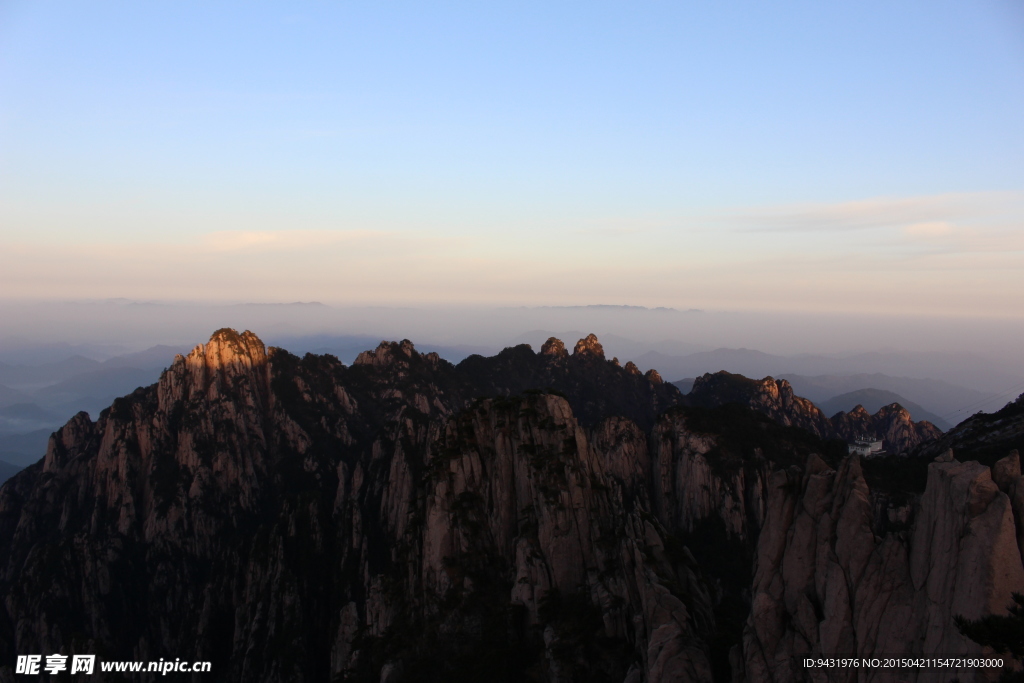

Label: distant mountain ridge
[0,345,190,434]
[0,429,51,468]
[0,460,20,486]
[779,372,995,421]
[0,383,31,409]
[633,347,1012,410]
[817,388,950,430]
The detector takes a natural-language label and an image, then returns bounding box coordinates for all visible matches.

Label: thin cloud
[729,191,1024,233]
[198,229,460,254]
[903,221,955,238]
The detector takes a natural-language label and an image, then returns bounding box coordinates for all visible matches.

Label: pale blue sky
[1,1,1022,314]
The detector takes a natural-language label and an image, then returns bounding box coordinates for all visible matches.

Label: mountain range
[814,389,950,430]
[1,330,1020,682]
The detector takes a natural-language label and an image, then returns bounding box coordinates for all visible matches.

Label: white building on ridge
[848,436,884,457]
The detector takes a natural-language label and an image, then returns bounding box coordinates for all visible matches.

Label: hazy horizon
[1,299,1021,468]
[1,299,1022,394]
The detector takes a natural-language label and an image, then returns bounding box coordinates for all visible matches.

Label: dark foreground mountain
[0,330,1020,682]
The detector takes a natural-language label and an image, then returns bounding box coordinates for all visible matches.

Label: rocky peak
[209,327,265,356]
[833,401,941,453]
[774,377,796,399]
[645,368,663,384]
[624,361,641,376]
[353,339,420,368]
[195,328,268,372]
[846,404,871,418]
[158,329,270,410]
[540,337,568,358]
[876,402,909,418]
[572,333,604,359]
[689,371,767,403]
[42,411,97,473]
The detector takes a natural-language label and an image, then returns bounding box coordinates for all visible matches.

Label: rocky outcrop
[689,371,941,453]
[831,403,942,453]
[541,337,568,358]
[573,333,605,359]
[688,373,833,438]
[741,450,1024,683]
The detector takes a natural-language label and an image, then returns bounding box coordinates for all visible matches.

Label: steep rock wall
[741,451,1024,683]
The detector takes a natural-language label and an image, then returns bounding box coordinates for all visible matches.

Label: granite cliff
[0,331,1018,682]
[740,450,1024,683]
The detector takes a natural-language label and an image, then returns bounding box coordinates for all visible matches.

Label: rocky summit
[0,330,1021,682]
[687,371,942,453]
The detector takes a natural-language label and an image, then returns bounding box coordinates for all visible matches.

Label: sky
[1,1,1023,316]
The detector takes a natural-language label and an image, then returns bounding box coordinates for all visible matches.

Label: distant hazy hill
[816,389,951,431]
[0,460,21,486]
[0,355,102,387]
[672,378,695,395]
[0,383,32,408]
[779,373,992,423]
[0,403,62,433]
[0,345,189,432]
[619,348,1009,417]
[0,428,48,467]
[34,366,159,404]
[100,344,189,370]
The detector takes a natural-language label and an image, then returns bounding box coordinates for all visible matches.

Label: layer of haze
[2,301,1023,393]
[2,2,1023,315]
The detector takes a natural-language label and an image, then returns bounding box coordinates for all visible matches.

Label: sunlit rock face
[541,336,568,358]
[573,333,605,359]
[0,330,1019,683]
